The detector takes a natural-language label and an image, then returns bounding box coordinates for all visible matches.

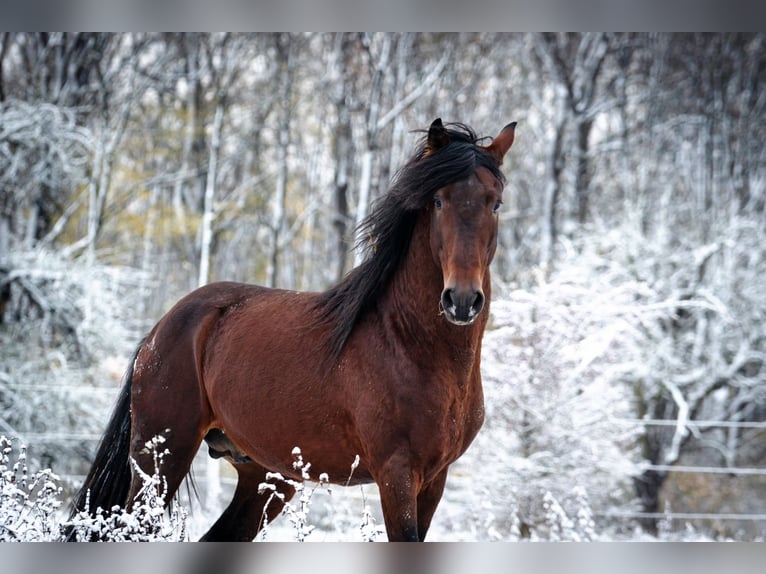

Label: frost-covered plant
[0,248,150,480]
[572,486,597,541]
[0,436,63,541]
[62,435,187,542]
[343,454,385,542]
[657,500,674,539]
[539,488,599,542]
[257,447,328,541]
[257,448,385,542]
[543,491,576,541]
[357,493,386,542]
[453,281,640,540]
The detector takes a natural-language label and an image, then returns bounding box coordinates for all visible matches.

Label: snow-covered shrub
[1,434,187,542]
[445,273,642,540]
[1,433,385,542]
[0,436,62,541]
[452,212,766,540]
[569,216,766,537]
[541,488,597,542]
[62,435,187,542]
[256,448,385,542]
[0,248,149,481]
[257,447,326,542]
[0,99,93,254]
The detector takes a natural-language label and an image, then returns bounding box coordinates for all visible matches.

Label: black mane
[314,122,506,362]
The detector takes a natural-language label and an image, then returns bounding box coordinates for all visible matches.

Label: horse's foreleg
[376,452,421,541]
[415,469,449,541]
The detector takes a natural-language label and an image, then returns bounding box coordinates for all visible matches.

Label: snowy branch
[661,380,689,465]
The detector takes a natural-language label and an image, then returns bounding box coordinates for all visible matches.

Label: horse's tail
[63,341,142,541]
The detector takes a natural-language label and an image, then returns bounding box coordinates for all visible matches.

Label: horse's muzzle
[441,287,485,325]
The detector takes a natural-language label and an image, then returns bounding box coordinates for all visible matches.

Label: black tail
[63,343,140,541]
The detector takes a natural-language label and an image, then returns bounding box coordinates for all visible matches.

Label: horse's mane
[313,122,506,363]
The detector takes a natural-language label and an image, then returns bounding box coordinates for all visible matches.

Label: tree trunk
[173,34,205,268]
[574,117,594,224]
[198,102,224,287]
[632,469,666,536]
[540,97,567,275]
[0,32,9,102]
[331,33,353,282]
[353,33,392,267]
[267,33,293,288]
[535,32,609,267]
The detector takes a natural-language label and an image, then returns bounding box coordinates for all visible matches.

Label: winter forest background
[1,32,765,541]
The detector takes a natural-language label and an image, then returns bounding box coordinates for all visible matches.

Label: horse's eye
[492,200,503,213]
[434,196,443,209]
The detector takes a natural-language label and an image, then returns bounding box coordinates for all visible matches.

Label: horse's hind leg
[125,422,204,512]
[200,461,296,541]
[125,359,209,510]
[125,415,205,514]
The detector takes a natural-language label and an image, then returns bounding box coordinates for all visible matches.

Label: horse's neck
[383,219,487,363]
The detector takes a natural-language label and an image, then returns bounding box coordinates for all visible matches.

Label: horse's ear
[425,118,450,154]
[483,121,517,165]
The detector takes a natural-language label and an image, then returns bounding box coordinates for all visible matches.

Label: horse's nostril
[441,288,456,313]
[471,291,485,317]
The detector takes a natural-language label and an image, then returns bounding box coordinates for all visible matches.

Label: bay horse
[67,118,516,541]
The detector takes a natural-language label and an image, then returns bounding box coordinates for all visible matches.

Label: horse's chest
[414,372,484,456]
[447,384,484,446]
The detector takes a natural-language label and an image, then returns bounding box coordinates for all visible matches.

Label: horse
[66,118,516,542]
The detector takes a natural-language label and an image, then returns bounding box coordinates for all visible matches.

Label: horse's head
[426,119,516,325]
